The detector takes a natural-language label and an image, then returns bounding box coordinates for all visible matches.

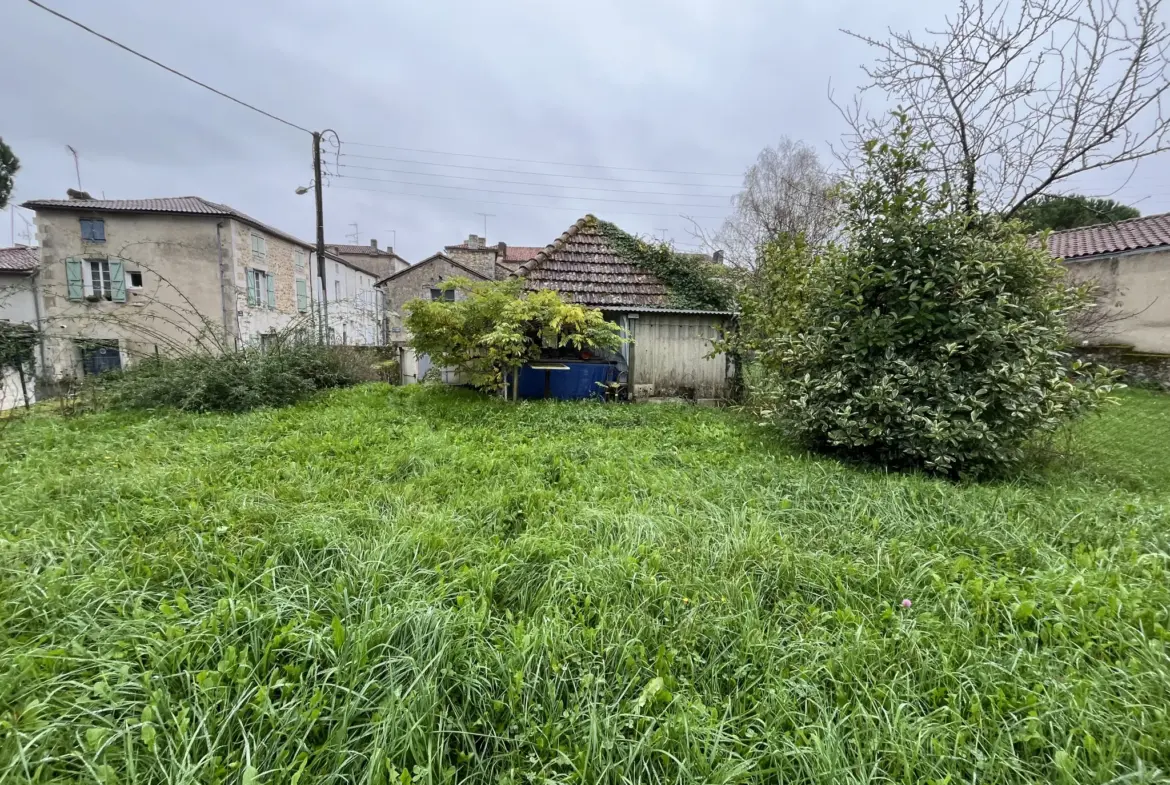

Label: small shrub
[101,344,371,413]
[755,117,1119,476]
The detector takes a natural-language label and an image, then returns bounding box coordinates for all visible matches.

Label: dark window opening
[128,271,143,289]
[79,341,121,375]
[430,288,455,301]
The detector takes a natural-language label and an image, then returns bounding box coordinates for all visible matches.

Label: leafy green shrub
[755,118,1119,475]
[405,278,623,392]
[101,343,372,413]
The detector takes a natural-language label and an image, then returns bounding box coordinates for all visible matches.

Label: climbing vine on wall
[0,323,37,370]
[595,220,734,311]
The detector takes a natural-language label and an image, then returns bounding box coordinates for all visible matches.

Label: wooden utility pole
[313,132,329,344]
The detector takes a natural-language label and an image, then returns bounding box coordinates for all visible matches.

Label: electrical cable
[327,183,728,220]
[25,0,312,135]
[337,153,740,187]
[341,141,741,178]
[331,174,733,208]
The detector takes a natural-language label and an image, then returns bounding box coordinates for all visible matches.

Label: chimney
[467,234,484,249]
[370,239,379,250]
[67,188,93,200]
[497,241,507,259]
[712,250,725,264]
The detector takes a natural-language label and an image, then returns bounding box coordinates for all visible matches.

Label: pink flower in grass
[901,598,913,609]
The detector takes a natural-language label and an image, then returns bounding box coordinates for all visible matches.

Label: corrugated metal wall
[632,313,729,398]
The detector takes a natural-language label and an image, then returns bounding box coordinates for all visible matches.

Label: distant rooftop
[22,196,313,250]
[1046,212,1170,260]
[0,246,38,273]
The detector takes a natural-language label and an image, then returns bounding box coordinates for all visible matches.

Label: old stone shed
[514,215,734,400]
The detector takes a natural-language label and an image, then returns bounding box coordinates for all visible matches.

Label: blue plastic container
[515,362,616,400]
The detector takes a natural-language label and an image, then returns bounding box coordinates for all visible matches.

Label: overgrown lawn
[1,386,1168,784]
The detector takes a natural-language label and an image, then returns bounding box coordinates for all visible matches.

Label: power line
[338,153,741,188]
[341,142,742,178]
[335,166,734,199]
[25,0,311,135]
[327,183,728,220]
[332,173,733,208]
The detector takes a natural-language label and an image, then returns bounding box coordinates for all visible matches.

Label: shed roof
[512,215,671,308]
[0,246,38,273]
[22,196,314,250]
[1046,212,1170,260]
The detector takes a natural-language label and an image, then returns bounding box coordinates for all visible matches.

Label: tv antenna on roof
[475,212,495,238]
[65,145,82,190]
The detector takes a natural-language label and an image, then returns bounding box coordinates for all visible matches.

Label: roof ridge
[1047,210,1170,236]
[511,214,596,278]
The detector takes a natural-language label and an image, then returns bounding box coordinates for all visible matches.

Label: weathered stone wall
[381,257,488,339]
[1064,249,1170,353]
[230,219,312,344]
[443,247,499,279]
[1070,345,1170,391]
[33,210,227,379]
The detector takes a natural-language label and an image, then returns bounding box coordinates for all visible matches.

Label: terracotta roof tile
[503,245,543,263]
[1046,212,1170,260]
[0,246,37,272]
[512,215,672,308]
[21,196,313,250]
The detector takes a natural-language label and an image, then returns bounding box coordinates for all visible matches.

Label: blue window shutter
[65,259,84,300]
[80,219,105,242]
[266,274,277,310]
[109,260,127,302]
[246,269,258,306]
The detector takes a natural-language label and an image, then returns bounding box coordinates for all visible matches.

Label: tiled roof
[0,246,38,272]
[503,246,543,264]
[1047,212,1170,260]
[376,252,488,286]
[21,196,314,250]
[512,215,671,308]
[326,243,401,258]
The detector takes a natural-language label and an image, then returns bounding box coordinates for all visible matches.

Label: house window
[294,249,306,271]
[251,234,267,261]
[127,270,143,289]
[246,268,276,309]
[430,288,455,302]
[80,219,105,242]
[88,260,113,300]
[78,340,121,375]
[335,279,342,300]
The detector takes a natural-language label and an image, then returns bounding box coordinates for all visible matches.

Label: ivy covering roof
[513,215,729,309]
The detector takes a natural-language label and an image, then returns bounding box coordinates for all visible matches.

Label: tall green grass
[1,386,1168,784]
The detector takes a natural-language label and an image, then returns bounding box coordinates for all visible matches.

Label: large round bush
[758,122,1117,475]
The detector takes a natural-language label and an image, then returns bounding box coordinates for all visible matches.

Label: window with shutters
[80,219,105,242]
[251,234,267,261]
[246,268,275,308]
[294,249,307,271]
[88,260,113,300]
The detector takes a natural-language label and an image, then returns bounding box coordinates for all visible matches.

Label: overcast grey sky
[3,0,1169,261]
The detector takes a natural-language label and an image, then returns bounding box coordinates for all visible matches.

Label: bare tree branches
[842,0,1170,216]
[688,138,839,269]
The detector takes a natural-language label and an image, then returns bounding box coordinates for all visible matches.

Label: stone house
[325,240,409,280]
[443,234,544,277]
[1049,213,1170,353]
[21,195,370,381]
[377,252,495,382]
[0,246,40,409]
